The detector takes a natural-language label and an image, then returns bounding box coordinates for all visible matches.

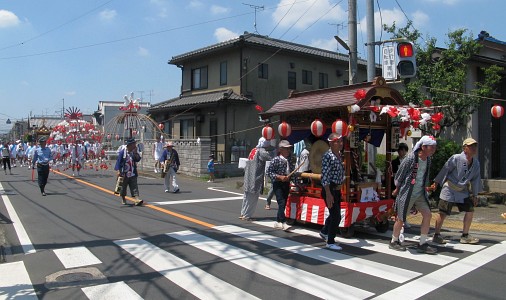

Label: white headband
[413,135,437,152]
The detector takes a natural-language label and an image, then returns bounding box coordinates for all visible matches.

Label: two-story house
[148,32,371,162]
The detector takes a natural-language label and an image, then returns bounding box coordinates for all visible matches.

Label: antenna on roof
[242,3,264,34]
[329,22,346,52]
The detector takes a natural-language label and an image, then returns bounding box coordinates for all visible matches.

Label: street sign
[382,45,397,80]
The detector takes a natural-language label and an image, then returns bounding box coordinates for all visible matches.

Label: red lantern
[158,123,164,130]
[278,122,292,138]
[332,119,349,137]
[262,125,275,140]
[354,89,367,101]
[491,105,504,119]
[107,134,111,140]
[311,119,326,137]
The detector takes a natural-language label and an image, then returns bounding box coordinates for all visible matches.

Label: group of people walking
[238,134,484,254]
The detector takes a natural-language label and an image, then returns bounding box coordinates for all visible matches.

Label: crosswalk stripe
[53,246,102,269]
[81,282,142,300]
[0,261,37,299]
[215,225,422,283]
[169,230,375,300]
[372,241,506,299]
[114,237,259,300]
[253,221,458,265]
[373,231,485,252]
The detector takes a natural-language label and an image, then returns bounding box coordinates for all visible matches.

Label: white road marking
[115,237,259,300]
[372,241,506,299]
[82,281,142,300]
[373,231,485,252]
[0,261,37,299]
[214,225,422,283]
[53,246,102,269]
[151,196,242,205]
[0,182,35,254]
[253,221,458,266]
[169,230,375,300]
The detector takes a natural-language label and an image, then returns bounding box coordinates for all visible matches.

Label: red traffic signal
[398,42,414,58]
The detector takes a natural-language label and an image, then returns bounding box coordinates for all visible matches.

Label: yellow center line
[52,170,215,228]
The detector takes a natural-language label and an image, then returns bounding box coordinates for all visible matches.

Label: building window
[288,71,296,90]
[319,72,328,89]
[192,66,208,90]
[180,119,194,138]
[220,61,227,85]
[258,63,268,79]
[302,70,312,85]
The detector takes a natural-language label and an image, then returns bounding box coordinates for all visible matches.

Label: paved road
[1,166,505,299]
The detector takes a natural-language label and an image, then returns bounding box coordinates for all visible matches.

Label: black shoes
[416,243,437,254]
[389,241,406,251]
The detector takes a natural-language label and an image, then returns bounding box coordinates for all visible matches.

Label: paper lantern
[311,119,326,137]
[158,123,164,130]
[278,122,292,138]
[332,119,349,137]
[491,105,504,119]
[262,125,275,140]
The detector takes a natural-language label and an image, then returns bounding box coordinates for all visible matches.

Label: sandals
[265,205,271,210]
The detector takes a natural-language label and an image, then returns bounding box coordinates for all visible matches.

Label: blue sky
[0,0,504,133]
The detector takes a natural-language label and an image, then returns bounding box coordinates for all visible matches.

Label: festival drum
[308,139,330,174]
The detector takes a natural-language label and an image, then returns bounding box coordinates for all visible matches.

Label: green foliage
[376,154,386,172]
[383,22,503,137]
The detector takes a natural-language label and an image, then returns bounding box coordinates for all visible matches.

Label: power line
[0,0,116,52]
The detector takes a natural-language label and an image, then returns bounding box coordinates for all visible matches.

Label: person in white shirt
[70,142,84,176]
[153,136,165,173]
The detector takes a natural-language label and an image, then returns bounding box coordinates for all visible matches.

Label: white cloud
[0,10,20,28]
[411,10,429,28]
[358,8,405,38]
[99,9,117,21]
[188,0,203,9]
[211,5,230,15]
[271,0,346,30]
[310,38,338,52]
[138,47,150,57]
[214,27,239,42]
[65,91,76,96]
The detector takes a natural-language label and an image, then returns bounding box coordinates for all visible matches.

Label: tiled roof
[262,82,372,117]
[169,33,368,66]
[149,89,250,111]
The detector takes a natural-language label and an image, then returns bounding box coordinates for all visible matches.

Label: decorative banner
[262,125,275,140]
[278,121,292,138]
[491,105,504,119]
[311,119,326,137]
[331,119,349,137]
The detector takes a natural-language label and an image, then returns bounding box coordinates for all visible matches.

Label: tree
[383,22,503,137]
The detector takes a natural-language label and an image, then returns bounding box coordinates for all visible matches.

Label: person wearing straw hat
[159,141,181,193]
[391,135,437,254]
[431,137,482,244]
[114,138,143,206]
[267,139,294,230]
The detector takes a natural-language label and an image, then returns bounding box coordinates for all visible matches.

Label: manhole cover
[45,267,107,289]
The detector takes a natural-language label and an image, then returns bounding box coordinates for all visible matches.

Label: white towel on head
[256,137,270,148]
[413,135,437,152]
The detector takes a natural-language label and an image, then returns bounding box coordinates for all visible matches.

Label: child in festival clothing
[207,154,215,182]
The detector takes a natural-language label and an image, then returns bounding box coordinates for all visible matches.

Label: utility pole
[348,0,358,84]
[366,0,375,82]
[62,98,65,119]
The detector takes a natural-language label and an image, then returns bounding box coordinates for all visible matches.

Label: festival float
[104,92,165,151]
[49,107,107,172]
[260,76,444,237]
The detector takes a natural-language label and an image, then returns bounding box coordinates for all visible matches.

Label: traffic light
[396,42,416,78]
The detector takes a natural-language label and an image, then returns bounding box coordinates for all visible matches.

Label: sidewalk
[188,175,506,235]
